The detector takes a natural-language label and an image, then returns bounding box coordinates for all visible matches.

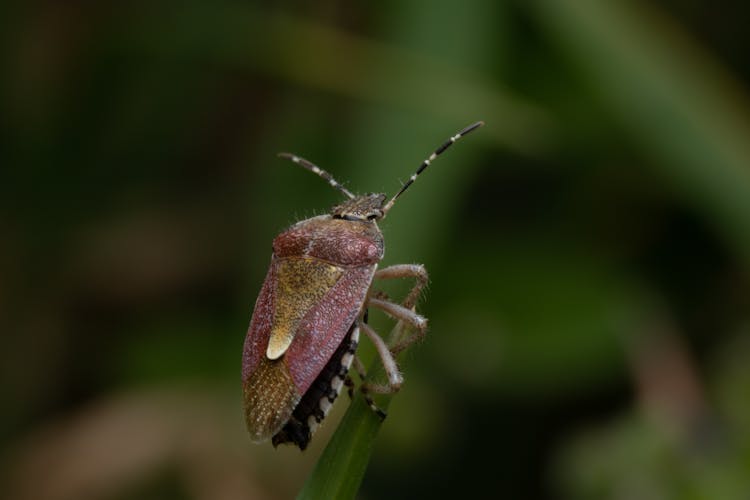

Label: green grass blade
[295,391,390,500]
[528,0,750,265]
[296,319,418,499]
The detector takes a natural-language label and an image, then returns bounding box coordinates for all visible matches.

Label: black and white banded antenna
[277,152,355,200]
[382,120,484,216]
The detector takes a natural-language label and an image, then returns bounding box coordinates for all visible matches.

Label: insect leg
[374,264,428,309]
[348,318,411,420]
[352,351,389,419]
[370,264,429,354]
[360,384,388,420]
[367,297,428,355]
[352,307,371,383]
[352,354,368,382]
[368,297,427,332]
[349,311,390,419]
[344,375,355,399]
[360,321,404,391]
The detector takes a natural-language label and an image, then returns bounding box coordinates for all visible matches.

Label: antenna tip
[463,121,485,134]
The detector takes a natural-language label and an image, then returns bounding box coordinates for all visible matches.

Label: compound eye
[367,211,381,220]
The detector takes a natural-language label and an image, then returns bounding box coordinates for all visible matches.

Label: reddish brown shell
[242,215,384,442]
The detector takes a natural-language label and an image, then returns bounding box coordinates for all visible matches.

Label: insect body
[242,121,483,450]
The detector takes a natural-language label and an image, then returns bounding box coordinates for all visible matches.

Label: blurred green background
[4,0,750,499]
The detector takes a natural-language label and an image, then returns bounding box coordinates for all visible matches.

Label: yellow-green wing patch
[266,257,343,360]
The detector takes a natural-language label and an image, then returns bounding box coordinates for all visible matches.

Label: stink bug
[242,121,484,450]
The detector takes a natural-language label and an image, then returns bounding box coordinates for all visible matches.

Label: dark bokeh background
[4,1,750,499]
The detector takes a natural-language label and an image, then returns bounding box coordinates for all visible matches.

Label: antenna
[277,153,355,200]
[382,121,484,215]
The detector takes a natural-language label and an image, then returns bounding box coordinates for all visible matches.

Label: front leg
[374,264,428,309]
[370,263,429,354]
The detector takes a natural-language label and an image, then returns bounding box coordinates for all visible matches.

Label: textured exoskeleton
[242,122,483,450]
